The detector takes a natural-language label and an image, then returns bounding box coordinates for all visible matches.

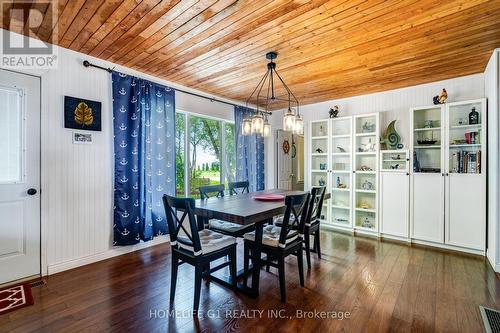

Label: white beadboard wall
[485,49,499,271]
[267,73,485,189]
[0,29,238,275]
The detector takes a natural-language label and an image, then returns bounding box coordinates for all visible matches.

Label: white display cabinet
[308,114,379,235]
[410,99,486,253]
[380,150,410,240]
[353,113,379,234]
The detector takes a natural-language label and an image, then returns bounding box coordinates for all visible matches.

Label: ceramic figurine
[359,201,370,209]
[390,164,400,169]
[433,88,448,105]
[362,122,375,133]
[337,146,346,152]
[318,125,325,136]
[413,151,421,172]
[360,165,373,171]
[362,217,372,228]
[329,105,339,118]
[315,148,323,153]
[318,178,326,186]
[336,176,340,187]
[362,180,373,190]
[380,120,401,150]
[319,163,327,170]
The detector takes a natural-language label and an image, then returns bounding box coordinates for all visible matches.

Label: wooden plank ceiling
[3,0,500,109]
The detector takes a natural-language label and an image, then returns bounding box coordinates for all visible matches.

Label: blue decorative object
[112,72,176,245]
[235,106,265,191]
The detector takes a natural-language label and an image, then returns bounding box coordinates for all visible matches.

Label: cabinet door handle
[406,172,409,176]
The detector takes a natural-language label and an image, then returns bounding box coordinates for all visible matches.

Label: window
[0,86,23,183]
[175,111,235,198]
[175,113,185,196]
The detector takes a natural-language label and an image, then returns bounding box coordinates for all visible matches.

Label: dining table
[193,188,329,298]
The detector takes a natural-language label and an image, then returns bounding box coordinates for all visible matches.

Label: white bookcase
[308,114,379,235]
[380,150,410,240]
[410,99,486,253]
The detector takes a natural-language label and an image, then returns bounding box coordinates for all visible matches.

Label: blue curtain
[112,72,176,245]
[234,106,265,191]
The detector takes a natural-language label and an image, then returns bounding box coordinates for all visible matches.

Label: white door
[276,130,293,189]
[0,70,40,284]
[446,174,485,250]
[380,172,409,238]
[411,174,444,243]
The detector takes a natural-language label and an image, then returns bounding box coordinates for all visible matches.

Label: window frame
[175,109,235,197]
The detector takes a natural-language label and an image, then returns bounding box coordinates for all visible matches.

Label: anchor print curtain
[234,106,265,192]
[112,72,176,245]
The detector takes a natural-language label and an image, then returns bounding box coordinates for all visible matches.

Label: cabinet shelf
[312,136,328,139]
[332,205,350,210]
[449,144,481,148]
[450,124,481,129]
[332,188,350,192]
[414,145,441,149]
[331,134,350,138]
[311,169,328,173]
[356,152,376,155]
[355,207,376,213]
[414,127,441,132]
[331,170,350,173]
[356,189,376,194]
[332,152,350,156]
[355,170,376,174]
[312,153,327,156]
[355,132,376,137]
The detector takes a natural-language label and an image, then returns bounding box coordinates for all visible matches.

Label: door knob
[27,188,37,195]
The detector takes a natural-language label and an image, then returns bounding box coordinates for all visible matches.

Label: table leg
[250,219,268,297]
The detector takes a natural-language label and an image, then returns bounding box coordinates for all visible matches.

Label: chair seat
[208,219,247,234]
[273,215,297,227]
[244,225,299,248]
[178,229,236,256]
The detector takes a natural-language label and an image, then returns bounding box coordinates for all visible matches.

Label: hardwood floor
[0,231,497,332]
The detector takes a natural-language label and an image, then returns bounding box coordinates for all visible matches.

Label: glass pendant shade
[283,109,296,132]
[294,114,304,135]
[251,113,264,135]
[263,120,271,137]
[242,118,252,136]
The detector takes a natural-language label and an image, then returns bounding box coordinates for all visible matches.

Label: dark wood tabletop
[194,188,330,225]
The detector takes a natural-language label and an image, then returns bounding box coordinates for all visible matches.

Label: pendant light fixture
[242,51,300,137]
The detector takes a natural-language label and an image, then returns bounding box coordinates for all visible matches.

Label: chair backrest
[228,181,250,195]
[305,186,326,226]
[279,192,310,246]
[162,195,202,255]
[198,184,225,199]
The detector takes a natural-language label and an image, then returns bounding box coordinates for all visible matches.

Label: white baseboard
[46,237,169,275]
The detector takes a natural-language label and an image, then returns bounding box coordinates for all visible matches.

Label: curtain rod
[82,60,272,115]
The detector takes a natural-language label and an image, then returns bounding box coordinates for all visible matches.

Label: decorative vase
[469,107,479,125]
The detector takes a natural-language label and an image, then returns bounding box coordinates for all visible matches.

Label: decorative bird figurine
[329,105,339,118]
[433,88,448,105]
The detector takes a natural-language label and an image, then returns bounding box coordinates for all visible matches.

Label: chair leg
[170,254,179,302]
[278,257,286,303]
[243,244,250,288]
[230,246,237,290]
[266,254,271,272]
[304,232,312,270]
[315,230,321,259]
[194,265,202,312]
[297,245,305,287]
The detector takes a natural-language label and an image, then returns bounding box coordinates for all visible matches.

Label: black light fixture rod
[82,59,271,113]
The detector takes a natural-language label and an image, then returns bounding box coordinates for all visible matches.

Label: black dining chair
[198,184,225,199]
[162,195,237,312]
[200,183,254,237]
[274,186,326,269]
[303,186,326,269]
[228,181,250,195]
[243,192,310,302]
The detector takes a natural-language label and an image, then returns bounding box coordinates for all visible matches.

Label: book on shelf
[464,131,480,144]
[451,150,481,174]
